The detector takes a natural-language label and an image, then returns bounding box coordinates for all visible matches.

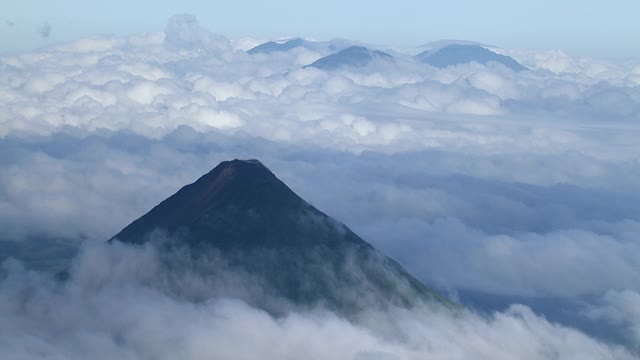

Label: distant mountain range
[413,39,492,54]
[247,38,311,54]
[247,38,527,72]
[247,38,316,55]
[305,46,394,70]
[111,159,449,313]
[416,44,527,71]
[247,37,352,55]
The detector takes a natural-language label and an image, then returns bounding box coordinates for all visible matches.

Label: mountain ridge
[305,46,394,70]
[417,44,527,71]
[111,159,451,312]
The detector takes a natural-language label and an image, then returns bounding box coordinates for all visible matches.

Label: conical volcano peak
[111,158,306,245]
[187,158,283,203]
[237,159,265,166]
[201,159,272,184]
[110,159,449,310]
[219,158,267,170]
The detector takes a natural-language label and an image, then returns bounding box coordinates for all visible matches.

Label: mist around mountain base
[1,237,634,360]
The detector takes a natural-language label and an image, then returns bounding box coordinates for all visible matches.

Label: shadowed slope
[111,159,450,312]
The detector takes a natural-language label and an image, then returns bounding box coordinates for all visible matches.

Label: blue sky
[1,0,638,58]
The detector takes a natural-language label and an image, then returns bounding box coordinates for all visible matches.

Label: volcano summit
[111,159,449,312]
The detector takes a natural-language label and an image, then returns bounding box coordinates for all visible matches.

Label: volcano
[111,159,448,311]
[306,46,394,70]
[417,44,527,71]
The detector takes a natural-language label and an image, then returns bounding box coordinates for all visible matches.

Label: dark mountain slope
[111,159,449,312]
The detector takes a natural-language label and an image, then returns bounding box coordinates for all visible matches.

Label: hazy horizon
[2,1,640,59]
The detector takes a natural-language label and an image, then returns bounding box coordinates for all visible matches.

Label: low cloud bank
[0,241,634,360]
[1,15,638,141]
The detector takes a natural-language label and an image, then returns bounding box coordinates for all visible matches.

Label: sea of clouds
[0,240,635,360]
[1,13,640,358]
